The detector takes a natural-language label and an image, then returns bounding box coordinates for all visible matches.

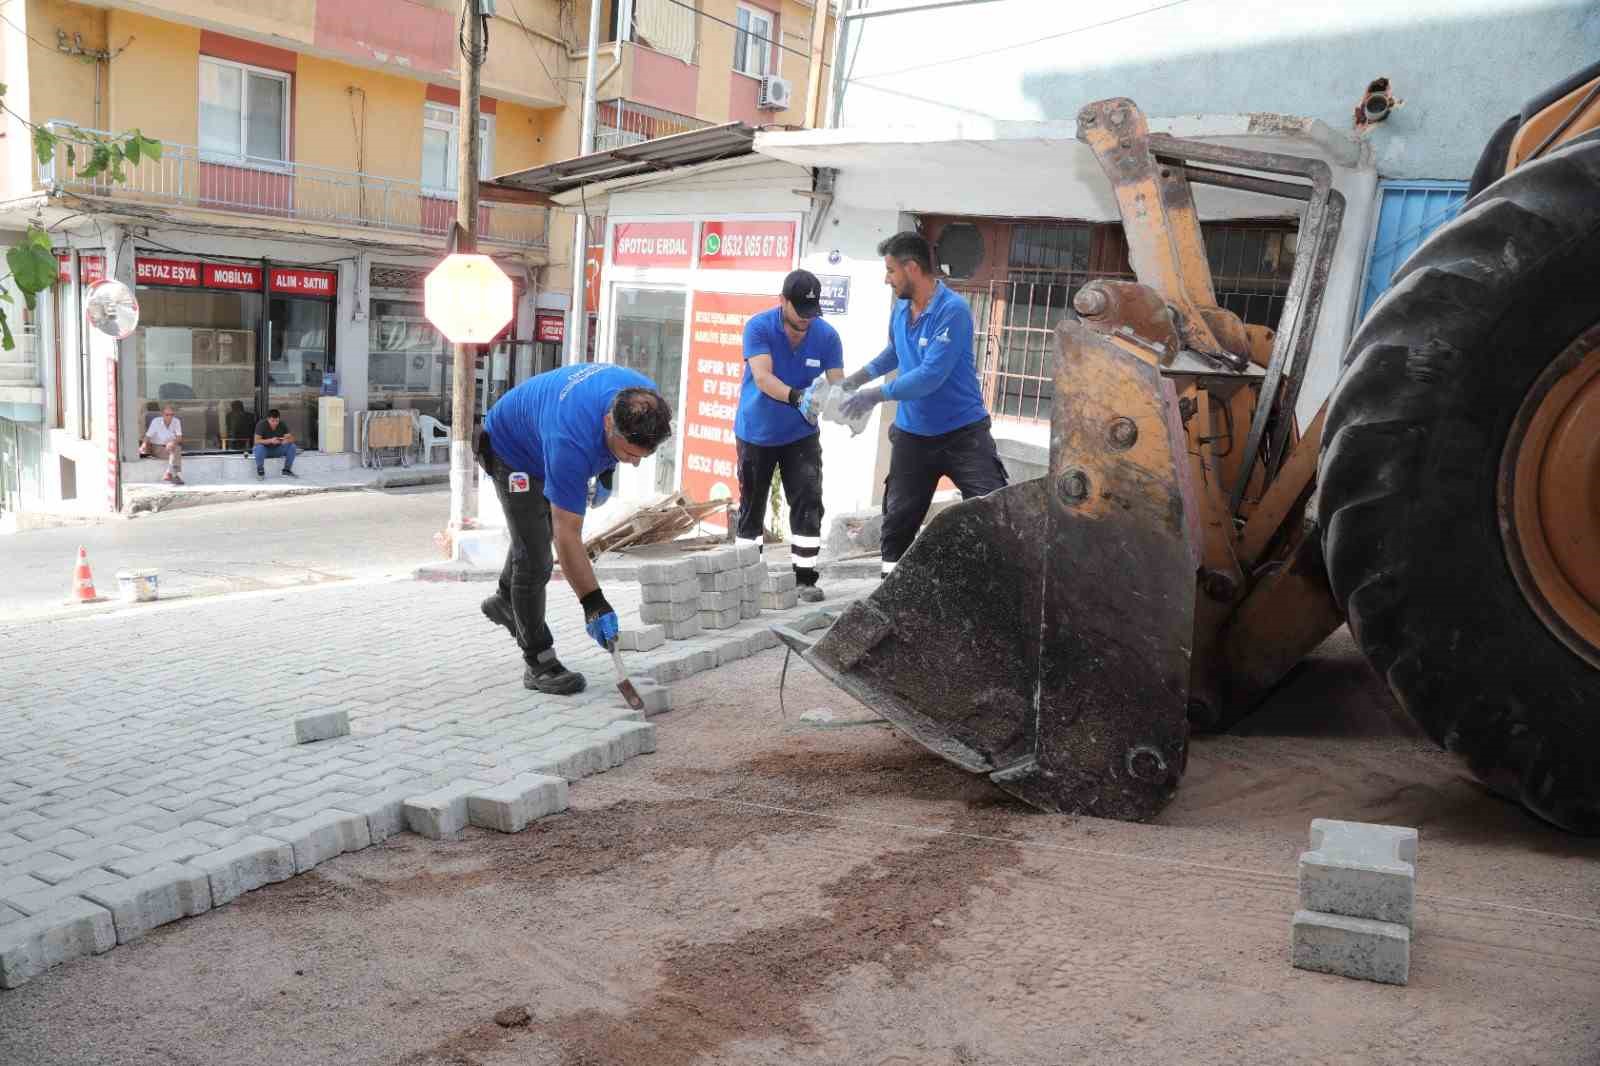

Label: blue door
[1357,180,1470,322]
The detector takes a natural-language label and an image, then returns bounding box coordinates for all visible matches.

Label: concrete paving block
[341,788,415,844]
[693,548,740,574]
[739,600,761,620]
[294,710,351,745]
[403,780,490,840]
[82,863,212,945]
[1299,819,1418,927]
[0,897,116,989]
[748,628,782,654]
[25,845,140,885]
[698,570,744,593]
[761,589,800,611]
[6,869,126,917]
[662,616,702,641]
[617,625,666,652]
[632,681,672,716]
[699,588,743,612]
[640,599,699,624]
[0,904,23,927]
[761,571,798,593]
[601,721,657,759]
[1291,909,1410,986]
[466,774,569,833]
[535,741,608,782]
[190,835,297,906]
[640,577,702,604]
[104,839,213,878]
[700,607,742,631]
[637,558,696,584]
[734,544,763,567]
[262,810,372,874]
[714,638,751,667]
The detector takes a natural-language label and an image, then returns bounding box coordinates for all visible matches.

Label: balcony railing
[594,99,712,152]
[37,123,550,250]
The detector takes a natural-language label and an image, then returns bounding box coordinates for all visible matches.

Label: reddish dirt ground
[2,630,1597,1065]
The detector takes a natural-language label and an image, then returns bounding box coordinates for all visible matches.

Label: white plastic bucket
[115,569,159,603]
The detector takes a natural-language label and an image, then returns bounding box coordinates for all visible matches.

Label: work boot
[481,594,516,637]
[524,649,586,695]
[797,584,825,603]
[282,468,298,478]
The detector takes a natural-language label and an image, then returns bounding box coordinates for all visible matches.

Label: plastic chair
[416,414,450,465]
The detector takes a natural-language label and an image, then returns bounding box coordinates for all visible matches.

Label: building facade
[0,0,837,517]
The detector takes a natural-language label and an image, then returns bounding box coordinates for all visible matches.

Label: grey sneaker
[797,584,825,603]
[524,650,586,695]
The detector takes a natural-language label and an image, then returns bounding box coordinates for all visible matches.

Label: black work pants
[881,417,1008,567]
[478,430,555,663]
[735,433,824,584]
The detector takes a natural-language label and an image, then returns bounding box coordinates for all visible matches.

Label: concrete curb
[123,473,449,517]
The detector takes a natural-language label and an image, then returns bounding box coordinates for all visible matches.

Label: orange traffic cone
[70,546,102,604]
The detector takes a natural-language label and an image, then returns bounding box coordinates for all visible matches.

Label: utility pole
[564,0,605,364]
[805,0,831,128]
[449,0,486,533]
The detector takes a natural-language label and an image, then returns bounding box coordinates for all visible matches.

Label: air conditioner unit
[757,75,793,111]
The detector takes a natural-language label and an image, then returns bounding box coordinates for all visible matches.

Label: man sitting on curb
[140,404,185,485]
[253,409,298,480]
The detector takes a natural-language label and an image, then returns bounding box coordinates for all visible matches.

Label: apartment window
[422,104,493,196]
[733,5,774,77]
[199,57,289,165]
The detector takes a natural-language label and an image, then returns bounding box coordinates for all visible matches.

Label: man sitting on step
[140,404,185,485]
[253,409,299,480]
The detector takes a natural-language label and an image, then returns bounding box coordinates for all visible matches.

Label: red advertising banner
[270,267,337,296]
[611,222,694,268]
[680,291,769,529]
[136,257,201,287]
[535,313,565,343]
[698,220,796,271]
[81,255,105,286]
[203,262,262,291]
[56,254,70,284]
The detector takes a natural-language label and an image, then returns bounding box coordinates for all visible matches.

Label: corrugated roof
[493,123,757,195]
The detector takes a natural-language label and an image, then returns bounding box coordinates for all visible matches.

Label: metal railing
[37,123,550,250]
[594,99,712,152]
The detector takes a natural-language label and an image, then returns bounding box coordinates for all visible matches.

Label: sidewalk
[124,463,449,516]
[0,569,878,988]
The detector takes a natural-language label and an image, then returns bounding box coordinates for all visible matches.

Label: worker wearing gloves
[478,364,673,694]
[840,231,1009,577]
[736,269,845,602]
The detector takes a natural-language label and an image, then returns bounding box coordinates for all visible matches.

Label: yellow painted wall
[101,0,315,47]
[695,0,738,124]
[495,101,551,175]
[294,55,426,180]
[105,11,199,146]
[26,1,107,132]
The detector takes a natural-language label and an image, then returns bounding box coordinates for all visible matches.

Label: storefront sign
[680,291,770,528]
[817,274,850,315]
[611,222,694,269]
[535,313,565,343]
[698,220,796,272]
[203,262,263,291]
[270,267,337,297]
[136,257,201,287]
[58,253,110,286]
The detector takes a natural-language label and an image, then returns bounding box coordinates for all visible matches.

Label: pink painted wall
[630,46,698,117]
[313,0,456,80]
[727,72,763,127]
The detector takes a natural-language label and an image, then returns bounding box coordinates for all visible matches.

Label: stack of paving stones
[760,568,799,611]
[739,548,764,619]
[695,547,749,631]
[1291,818,1418,986]
[634,558,703,641]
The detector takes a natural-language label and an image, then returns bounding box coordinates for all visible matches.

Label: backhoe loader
[784,62,1600,834]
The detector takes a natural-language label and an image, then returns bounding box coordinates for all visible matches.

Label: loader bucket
[803,320,1198,820]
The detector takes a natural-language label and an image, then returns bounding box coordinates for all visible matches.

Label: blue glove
[580,590,620,649]
[797,383,821,425]
[839,385,885,421]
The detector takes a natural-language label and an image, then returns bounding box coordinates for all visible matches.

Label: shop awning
[491,123,758,197]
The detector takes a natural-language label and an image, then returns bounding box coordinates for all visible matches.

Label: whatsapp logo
[703,232,722,256]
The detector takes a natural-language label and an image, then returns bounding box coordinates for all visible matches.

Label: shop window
[422,104,493,197]
[133,288,261,454]
[199,57,290,166]
[733,5,774,77]
[268,296,333,451]
[612,287,686,494]
[368,295,449,424]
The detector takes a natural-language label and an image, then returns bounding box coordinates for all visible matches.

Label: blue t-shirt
[735,307,844,447]
[860,282,989,436]
[483,363,656,514]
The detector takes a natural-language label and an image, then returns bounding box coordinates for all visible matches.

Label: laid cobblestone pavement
[0,570,876,988]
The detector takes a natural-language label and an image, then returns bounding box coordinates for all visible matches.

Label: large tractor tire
[1319,136,1600,834]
